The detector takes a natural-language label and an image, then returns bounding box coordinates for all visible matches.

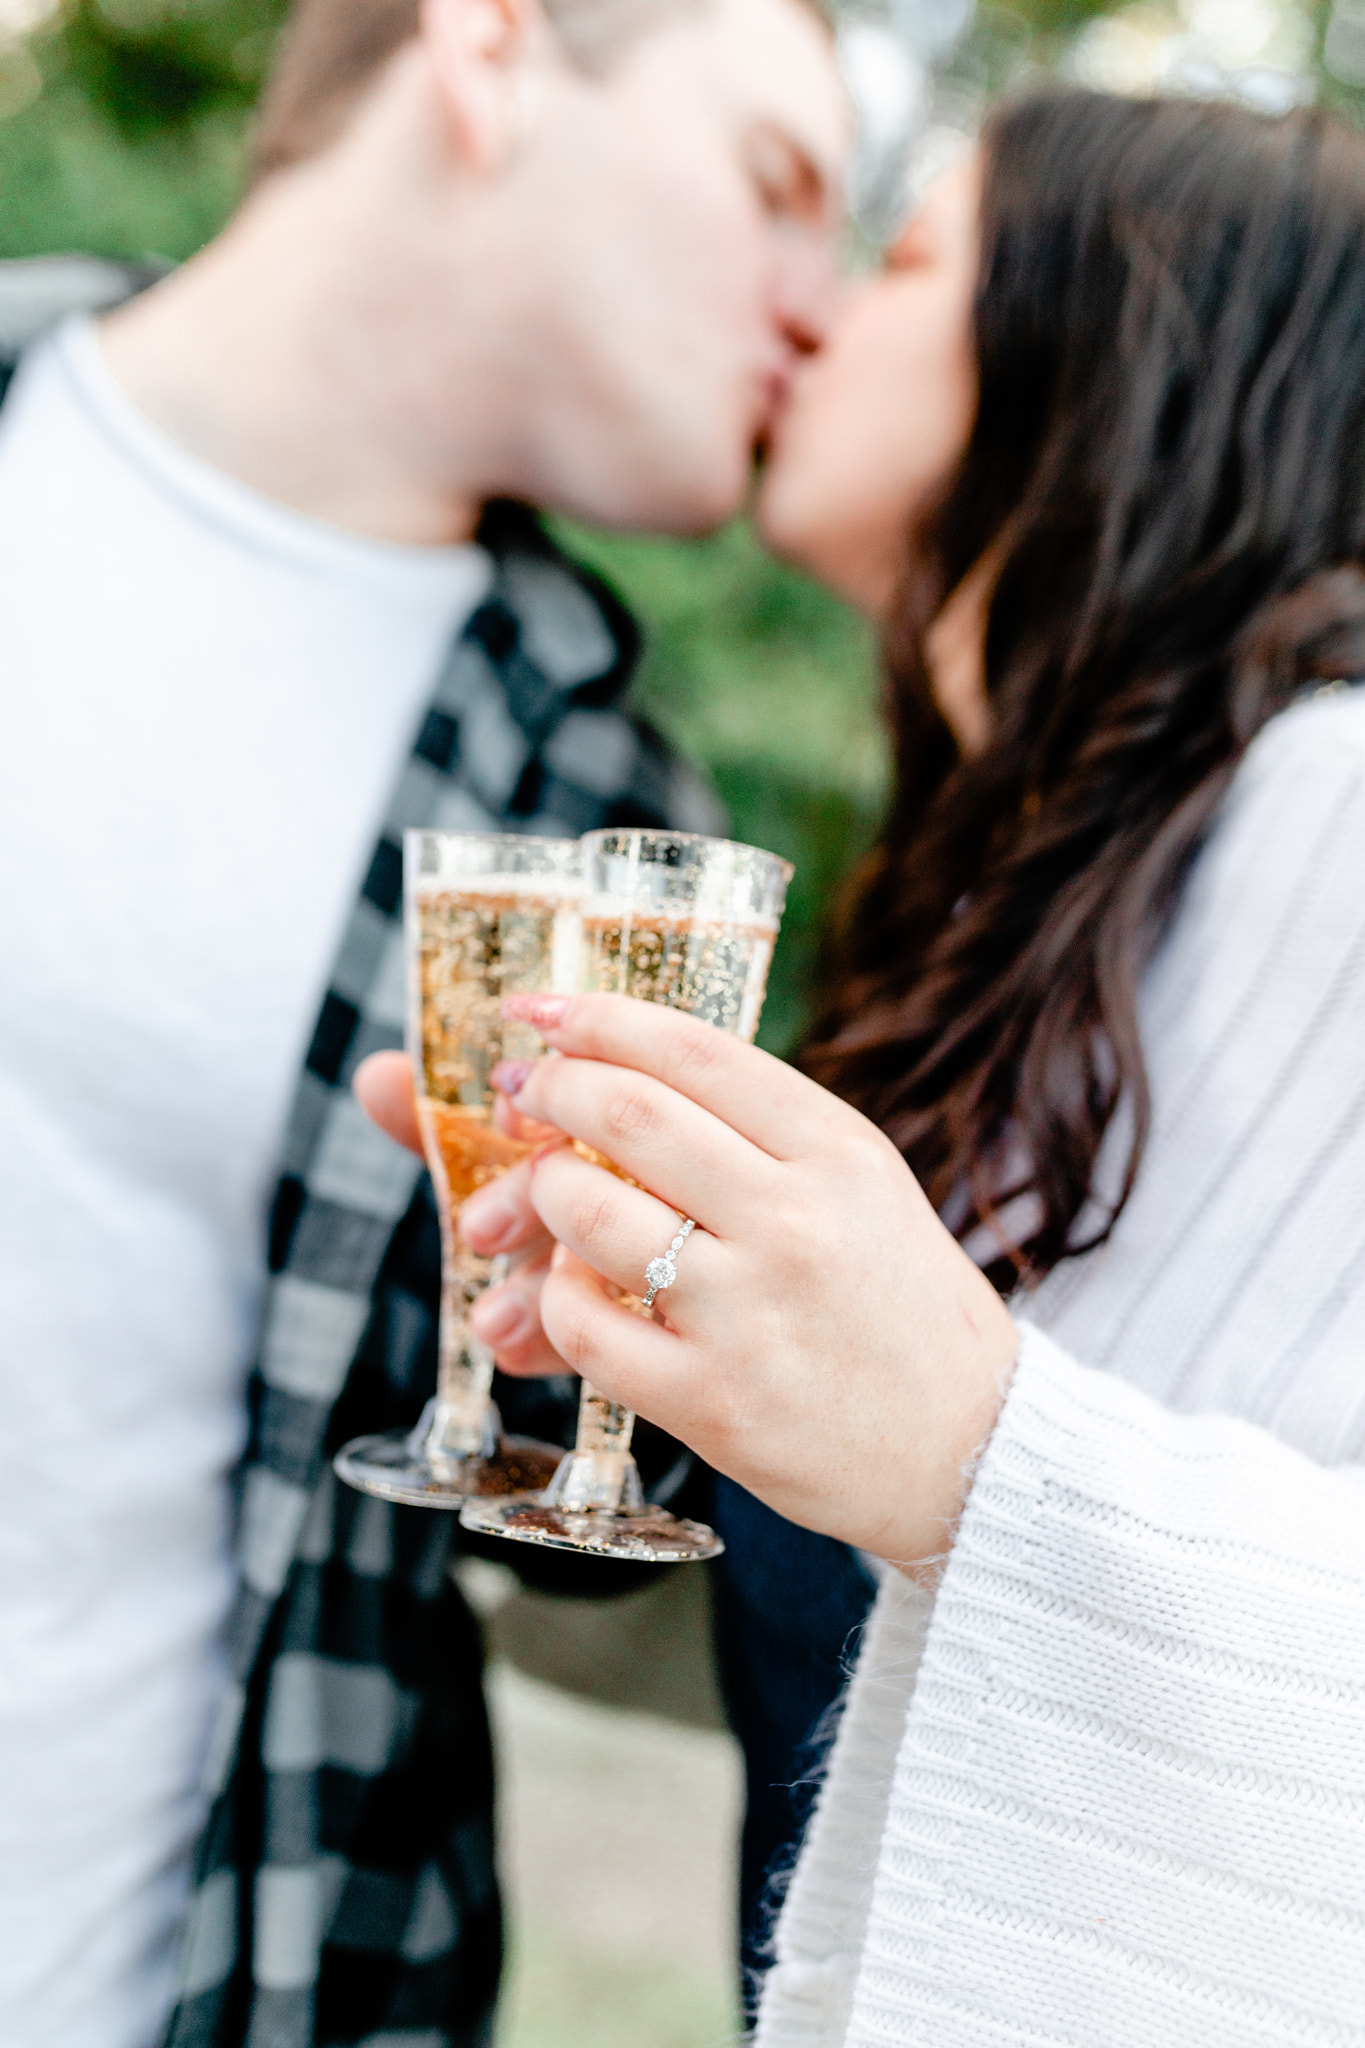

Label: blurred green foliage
[0,0,279,253]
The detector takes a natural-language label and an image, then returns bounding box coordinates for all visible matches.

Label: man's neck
[99,60,525,548]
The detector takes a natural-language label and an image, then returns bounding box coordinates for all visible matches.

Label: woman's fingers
[495,1049,775,1231]
[353,1051,422,1155]
[538,1247,691,1414]
[352,999,847,1192]
[527,1144,725,1329]
[502,992,844,1162]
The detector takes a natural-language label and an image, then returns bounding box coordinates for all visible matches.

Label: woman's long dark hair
[805,89,1365,1290]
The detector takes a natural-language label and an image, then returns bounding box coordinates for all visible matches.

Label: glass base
[333,1431,563,1510]
[458,1494,724,1563]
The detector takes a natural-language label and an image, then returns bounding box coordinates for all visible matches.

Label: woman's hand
[356,994,1017,1566]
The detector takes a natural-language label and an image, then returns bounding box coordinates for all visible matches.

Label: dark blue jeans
[710,1476,880,2007]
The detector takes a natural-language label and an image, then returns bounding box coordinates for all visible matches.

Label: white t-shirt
[0,316,491,2048]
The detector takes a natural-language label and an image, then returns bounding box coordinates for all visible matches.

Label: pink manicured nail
[490,1058,535,1097]
[502,993,571,1029]
[471,1292,528,1344]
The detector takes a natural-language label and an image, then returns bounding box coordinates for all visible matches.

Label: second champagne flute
[334,830,580,1509]
[460,828,792,1562]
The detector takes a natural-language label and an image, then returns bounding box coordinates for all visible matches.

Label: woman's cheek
[759,281,972,616]
[758,390,909,612]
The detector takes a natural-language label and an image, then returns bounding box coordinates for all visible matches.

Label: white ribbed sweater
[756,688,1365,2048]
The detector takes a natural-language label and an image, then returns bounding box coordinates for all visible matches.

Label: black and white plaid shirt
[0,259,724,2048]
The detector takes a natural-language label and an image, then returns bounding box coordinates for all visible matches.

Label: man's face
[509,0,849,534]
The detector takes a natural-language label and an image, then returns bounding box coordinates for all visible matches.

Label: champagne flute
[334,830,581,1509]
[460,828,792,1562]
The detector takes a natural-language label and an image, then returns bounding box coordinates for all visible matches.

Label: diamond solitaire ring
[642,1218,697,1309]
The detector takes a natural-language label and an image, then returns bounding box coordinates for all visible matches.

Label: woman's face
[756,151,981,621]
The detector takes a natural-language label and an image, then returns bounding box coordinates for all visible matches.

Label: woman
[363,89,1365,2041]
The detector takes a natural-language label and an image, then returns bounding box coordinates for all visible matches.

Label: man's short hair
[251,0,713,182]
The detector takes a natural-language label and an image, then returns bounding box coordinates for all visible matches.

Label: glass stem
[420,1242,505,1470]
[577,1382,636,1461]
[543,1381,646,1515]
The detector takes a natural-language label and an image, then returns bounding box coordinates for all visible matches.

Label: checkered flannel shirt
[0,260,725,2048]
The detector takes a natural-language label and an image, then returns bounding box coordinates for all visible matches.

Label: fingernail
[460,1188,519,1250]
[490,1058,535,1097]
[502,994,571,1030]
[471,1292,528,1344]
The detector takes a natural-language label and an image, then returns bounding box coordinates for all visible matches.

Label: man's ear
[420,0,555,172]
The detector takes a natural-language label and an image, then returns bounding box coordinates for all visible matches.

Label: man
[0,2,847,2042]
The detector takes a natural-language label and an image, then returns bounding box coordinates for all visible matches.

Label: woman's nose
[775,238,843,356]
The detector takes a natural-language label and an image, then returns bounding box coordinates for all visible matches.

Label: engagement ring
[643,1218,696,1308]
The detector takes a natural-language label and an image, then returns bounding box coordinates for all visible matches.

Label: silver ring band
[642,1218,696,1308]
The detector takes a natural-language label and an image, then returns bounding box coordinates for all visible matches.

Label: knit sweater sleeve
[757,692,1365,2048]
[839,1330,1365,2048]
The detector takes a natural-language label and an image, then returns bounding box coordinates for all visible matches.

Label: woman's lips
[753,365,795,460]
[764,364,794,425]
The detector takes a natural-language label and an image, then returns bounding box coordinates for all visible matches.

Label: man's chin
[623,464,753,538]
[549,423,758,536]
[668,437,771,532]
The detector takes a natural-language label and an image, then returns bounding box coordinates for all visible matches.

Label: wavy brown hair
[805,89,1365,1290]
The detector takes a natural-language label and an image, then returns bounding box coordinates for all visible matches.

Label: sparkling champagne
[417,882,579,1114]
[414,880,578,1445]
[416,1099,533,1212]
[334,834,580,1511]
[570,912,776,1196]
[579,908,776,1040]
